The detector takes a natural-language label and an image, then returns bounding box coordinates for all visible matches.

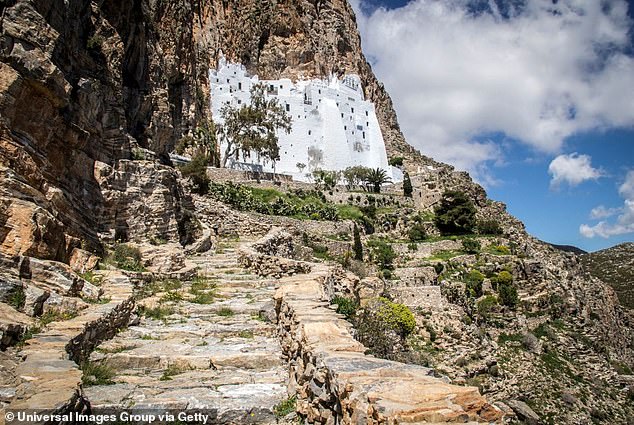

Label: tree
[365,168,392,193]
[343,166,371,190]
[434,190,477,235]
[312,169,340,190]
[296,162,306,174]
[368,239,396,270]
[353,224,363,260]
[219,84,292,167]
[403,172,413,198]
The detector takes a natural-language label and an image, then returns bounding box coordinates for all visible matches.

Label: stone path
[85,241,291,424]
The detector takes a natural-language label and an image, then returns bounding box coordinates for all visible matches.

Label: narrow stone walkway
[85,241,291,424]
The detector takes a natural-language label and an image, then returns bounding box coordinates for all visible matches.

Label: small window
[365,111,368,116]
[280,85,283,89]
[308,130,311,135]
[237,99,242,104]
[344,126,347,130]
[318,89,321,94]
[351,107,354,113]
[238,82,242,90]
[227,79,230,83]
[286,104,290,112]
[363,132,366,139]
[341,113,344,118]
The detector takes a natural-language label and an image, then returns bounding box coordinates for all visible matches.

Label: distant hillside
[549,243,588,255]
[582,243,634,309]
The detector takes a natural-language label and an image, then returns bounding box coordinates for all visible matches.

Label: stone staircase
[84,242,292,424]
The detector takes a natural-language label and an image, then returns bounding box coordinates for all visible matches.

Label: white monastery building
[209,58,400,182]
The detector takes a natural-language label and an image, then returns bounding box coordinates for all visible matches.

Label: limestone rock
[506,399,541,425]
[68,248,100,274]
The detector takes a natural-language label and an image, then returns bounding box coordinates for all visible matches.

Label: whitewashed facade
[209,58,399,182]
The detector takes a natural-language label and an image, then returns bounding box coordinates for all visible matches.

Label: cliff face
[0,0,207,260]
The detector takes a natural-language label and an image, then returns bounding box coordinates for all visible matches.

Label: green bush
[434,190,476,235]
[81,361,115,386]
[462,238,481,254]
[353,224,363,260]
[332,296,358,319]
[465,270,485,298]
[407,242,418,252]
[367,239,396,270]
[477,295,498,319]
[388,156,404,167]
[8,285,26,310]
[407,223,427,242]
[376,297,416,337]
[180,153,210,194]
[477,219,503,235]
[498,282,519,308]
[403,172,413,197]
[110,244,144,271]
[491,270,513,289]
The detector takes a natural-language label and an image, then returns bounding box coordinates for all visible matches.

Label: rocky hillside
[582,243,634,309]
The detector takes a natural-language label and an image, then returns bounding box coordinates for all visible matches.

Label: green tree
[498,282,519,308]
[180,154,211,194]
[365,168,392,193]
[403,172,413,198]
[368,239,396,270]
[312,169,341,190]
[434,190,477,235]
[462,238,481,254]
[219,84,292,167]
[353,224,363,260]
[343,165,371,189]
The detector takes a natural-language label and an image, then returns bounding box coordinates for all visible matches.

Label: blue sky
[351,0,634,252]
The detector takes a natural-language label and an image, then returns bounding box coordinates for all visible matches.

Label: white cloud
[353,0,634,174]
[589,205,622,220]
[580,170,634,238]
[548,153,603,188]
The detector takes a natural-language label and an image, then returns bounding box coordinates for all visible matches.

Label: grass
[80,271,104,286]
[81,361,115,386]
[83,296,111,304]
[336,204,364,221]
[159,364,189,381]
[16,326,41,348]
[189,276,216,304]
[191,291,215,304]
[39,309,78,326]
[137,278,182,299]
[497,333,524,344]
[142,305,175,321]
[237,330,254,339]
[140,334,160,340]
[425,250,463,261]
[96,345,136,354]
[216,307,234,317]
[7,286,26,310]
[273,395,297,418]
[160,291,184,303]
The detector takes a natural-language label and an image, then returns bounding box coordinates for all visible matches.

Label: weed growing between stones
[159,364,190,381]
[81,361,115,386]
[274,395,297,418]
[217,307,234,317]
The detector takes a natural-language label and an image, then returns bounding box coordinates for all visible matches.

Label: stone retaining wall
[243,230,503,423]
[237,230,312,278]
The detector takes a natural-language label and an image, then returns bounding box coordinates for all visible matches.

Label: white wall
[209,58,399,182]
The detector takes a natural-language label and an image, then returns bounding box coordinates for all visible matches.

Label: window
[341,113,344,118]
[344,126,347,130]
[365,111,368,116]
[237,99,241,104]
[227,79,230,83]
[238,82,242,90]
[286,104,290,112]
[308,130,311,135]
[363,132,366,139]
[351,107,354,113]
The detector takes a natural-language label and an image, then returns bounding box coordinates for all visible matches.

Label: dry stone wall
[241,231,504,424]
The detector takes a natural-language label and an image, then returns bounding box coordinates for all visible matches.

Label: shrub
[353,224,363,261]
[498,282,519,307]
[388,156,404,167]
[142,305,175,321]
[180,153,210,194]
[434,190,476,235]
[491,270,513,289]
[332,296,358,319]
[477,295,498,319]
[407,242,418,252]
[462,238,481,254]
[465,270,485,298]
[477,219,503,235]
[355,298,416,359]
[403,172,413,197]
[367,240,396,270]
[407,223,427,242]
[8,285,26,310]
[110,244,144,271]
